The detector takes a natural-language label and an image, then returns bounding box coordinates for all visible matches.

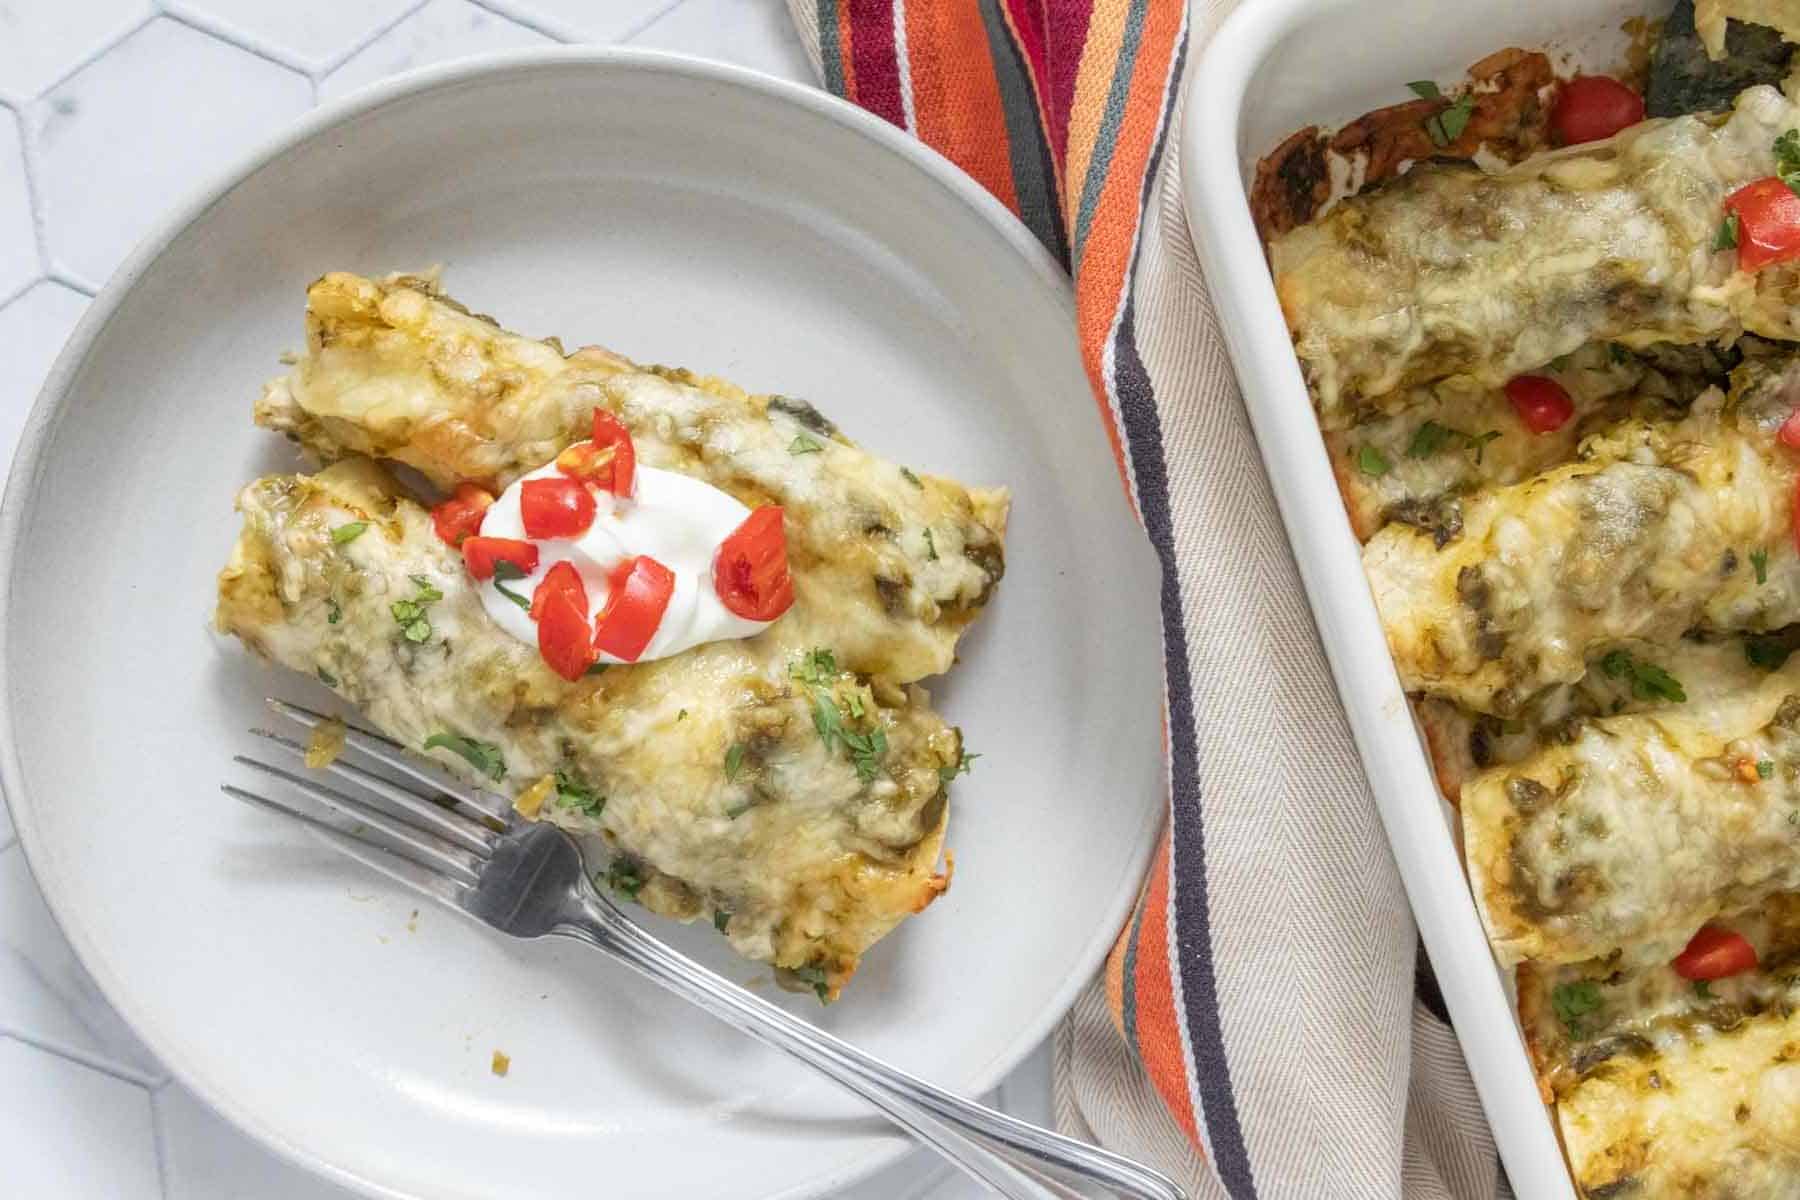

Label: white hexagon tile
[0,108,37,303]
[0,2,1051,1196]
[31,18,311,288]
[164,0,422,75]
[0,0,153,103]
[318,0,554,100]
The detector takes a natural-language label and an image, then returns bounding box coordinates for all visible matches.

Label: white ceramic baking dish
[1181,2,1680,1196]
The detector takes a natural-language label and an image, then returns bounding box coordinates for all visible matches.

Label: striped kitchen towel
[785,1,1510,1196]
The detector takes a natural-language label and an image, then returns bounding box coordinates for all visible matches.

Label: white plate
[0,50,1165,1200]
[1181,3,1660,1198]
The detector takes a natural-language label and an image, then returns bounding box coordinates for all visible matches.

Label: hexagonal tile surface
[0,1038,159,1199]
[168,0,424,73]
[0,0,151,103]
[318,0,554,101]
[628,0,813,84]
[481,0,678,42]
[0,107,36,301]
[32,18,309,287]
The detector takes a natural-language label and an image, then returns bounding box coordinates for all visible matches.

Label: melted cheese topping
[215,459,963,994]
[1463,664,1800,967]
[1272,85,1800,424]
[254,271,1008,685]
[1367,364,1800,714]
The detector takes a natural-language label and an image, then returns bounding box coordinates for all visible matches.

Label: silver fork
[224,699,1187,1200]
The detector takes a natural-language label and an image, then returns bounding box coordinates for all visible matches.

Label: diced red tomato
[713,506,795,622]
[1726,177,1800,271]
[594,555,675,662]
[593,410,636,498]
[557,411,637,498]
[530,561,588,621]
[1550,76,1644,146]
[1505,375,1575,434]
[1780,410,1800,449]
[462,536,538,581]
[520,476,597,539]
[430,483,493,547]
[537,589,597,681]
[1672,925,1759,981]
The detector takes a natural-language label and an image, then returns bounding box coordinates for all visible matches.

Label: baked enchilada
[218,274,1006,999]
[1265,4,1800,1193]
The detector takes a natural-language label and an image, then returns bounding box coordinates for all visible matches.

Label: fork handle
[557,893,1186,1200]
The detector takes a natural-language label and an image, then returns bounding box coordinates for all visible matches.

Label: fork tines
[220,698,511,906]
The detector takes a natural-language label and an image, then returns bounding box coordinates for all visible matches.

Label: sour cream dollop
[477,461,773,663]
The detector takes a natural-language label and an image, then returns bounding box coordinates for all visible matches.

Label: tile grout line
[462,0,585,43]
[14,9,161,285]
[21,11,161,107]
[312,0,437,79]
[12,99,53,281]
[0,1026,166,1089]
[157,10,314,83]
[617,0,696,44]
[149,1069,174,1200]
[47,270,98,298]
[0,276,35,314]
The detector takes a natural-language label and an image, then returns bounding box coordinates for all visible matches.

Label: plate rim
[0,45,1165,1200]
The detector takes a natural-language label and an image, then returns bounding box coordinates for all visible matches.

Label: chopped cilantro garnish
[1406,421,1502,463]
[1357,445,1391,477]
[331,521,368,545]
[1754,548,1770,585]
[391,576,443,643]
[1694,979,1714,999]
[677,709,688,721]
[1406,80,1442,100]
[1716,211,1741,251]
[790,964,832,1004]
[555,769,604,816]
[606,858,645,900]
[809,691,888,782]
[1424,93,1475,148]
[1406,421,1454,458]
[1551,980,1603,1037]
[724,742,746,781]
[900,466,922,487]
[790,649,885,780]
[1777,128,1800,195]
[317,667,338,687]
[491,558,531,611]
[938,750,981,785]
[327,599,342,625]
[585,661,609,677]
[789,433,825,455]
[1759,759,1776,780]
[423,732,505,782]
[713,909,731,933]
[1598,650,1687,702]
[791,647,839,685]
[923,528,938,560]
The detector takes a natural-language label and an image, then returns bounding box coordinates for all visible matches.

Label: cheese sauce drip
[476,459,772,662]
